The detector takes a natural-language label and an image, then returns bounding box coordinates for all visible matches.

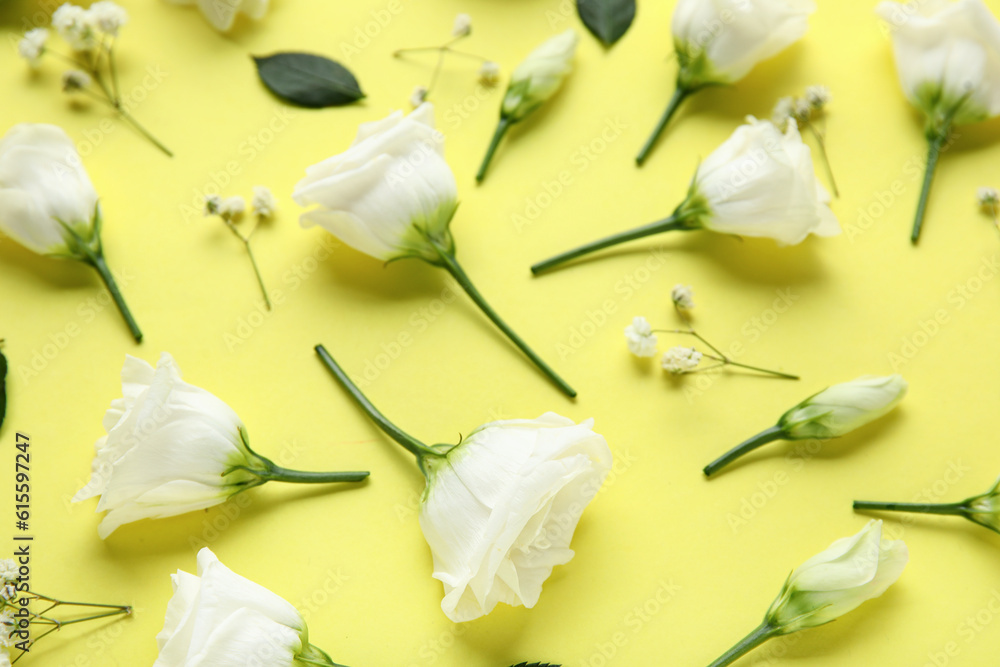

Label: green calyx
[50,204,103,261]
[673,39,727,91]
[387,200,459,265]
[501,78,539,123]
[914,82,985,139]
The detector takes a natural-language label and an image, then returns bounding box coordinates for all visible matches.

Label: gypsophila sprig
[394,13,499,107]
[855,474,1000,537]
[0,558,132,661]
[772,85,839,196]
[204,189,274,310]
[19,2,172,157]
[625,286,799,382]
[704,521,907,667]
[704,375,908,476]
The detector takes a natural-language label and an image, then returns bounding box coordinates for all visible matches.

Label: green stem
[314,345,443,461]
[429,243,576,398]
[32,608,130,626]
[911,130,948,245]
[87,253,142,343]
[531,215,693,275]
[476,118,511,183]
[636,86,692,166]
[251,466,369,484]
[806,122,839,198]
[717,358,799,380]
[704,425,785,477]
[706,623,778,667]
[116,107,173,157]
[853,500,967,516]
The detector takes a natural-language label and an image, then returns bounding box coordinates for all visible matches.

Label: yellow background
[2,0,1000,664]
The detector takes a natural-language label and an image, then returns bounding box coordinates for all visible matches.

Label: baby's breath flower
[804,84,831,109]
[52,3,99,51]
[17,28,49,66]
[624,316,658,358]
[220,196,245,217]
[479,61,501,86]
[204,194,223,216]
[89,1,128,36]
[977,186,999,208]
[793,97,812,120]
[671,284,695,310]
[662,346,702,374]
[771,97,795,126]
[410,85,428,107]
[251,186,277,218]
[452,13,472,38]
[0,561,16,584]
[61,69,92,92]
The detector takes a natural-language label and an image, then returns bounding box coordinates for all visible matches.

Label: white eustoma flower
[625,316,658,357]
[877,0,1000,243]
[687,118,840,245]
[164,0,268,32]
[637,0,815,165]
[502,30,578,122]
[73,353,368,538]
[89,1,128,36]
[73,353,262,538]
[293,103,457,263]
[252,185,277,218]
[533,118,839,274]
[17,28,48,66]
[704,374,908,476]
[662,346,702,374]
[478,30,578,181]
[706,521,907,666]
[418,413,612,622]
[766,520,908,632]
[52,3,99,51]
[779,374,909,439]
[673,0,815,88]
[155,548,338,666]
[0,123,99,256]
[877,0,1000,128]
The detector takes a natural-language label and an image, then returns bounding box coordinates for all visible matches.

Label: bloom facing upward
[418,413,612,622]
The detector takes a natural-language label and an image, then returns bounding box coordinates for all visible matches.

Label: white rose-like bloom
[877,0,1000,128]
[0,124,99,256]
[164,0,268,32]
[502,30,578,122]
[683,117,841,245]
[419,413,612,622]
[779,374,908,439]
[73,353,266,539]
[625,316,658,357]
[672,0,816,88]
[155,549,334,666]
[766,520,908,633]
[293,103,458,263]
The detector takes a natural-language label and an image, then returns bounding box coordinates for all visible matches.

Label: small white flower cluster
[205,187,276,220]
[772,84,831,127]
[624,285,704,373]
[50,1,128,52]
[977,186,999,209]
[17,28,49,67]
[406,13,500,107]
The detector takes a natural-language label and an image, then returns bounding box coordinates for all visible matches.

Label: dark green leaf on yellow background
[252,52,365,108]
[577,0,636,47]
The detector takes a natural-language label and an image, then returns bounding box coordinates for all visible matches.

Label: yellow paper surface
[2,0,1000,664]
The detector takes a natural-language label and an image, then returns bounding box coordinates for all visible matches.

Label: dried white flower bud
[62,69,92,92]
[17,28,49,66]
[410,85,428,107]
[252,185,277,218]
[662,346,702,374]
[452,13,472,38]
[804,84,831,109]
[479,61,501,86]
[204,194,223,216]
[671,284,695,310]
[978,186,999,208]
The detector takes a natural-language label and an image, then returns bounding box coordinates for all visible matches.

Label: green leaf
[577,0,636,47]
[252,52,365,108]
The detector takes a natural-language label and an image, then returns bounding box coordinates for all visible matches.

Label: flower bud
[779,374,908,440]
[765,520,908,633]
[502,30,578,122]
[624,316,657,358]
